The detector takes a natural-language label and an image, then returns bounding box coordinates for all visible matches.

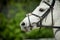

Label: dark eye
[39,8,45,12]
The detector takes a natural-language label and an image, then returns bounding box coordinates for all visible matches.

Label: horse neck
[54,0,60,10]
[53,0,60,16]
[42,0,60,26]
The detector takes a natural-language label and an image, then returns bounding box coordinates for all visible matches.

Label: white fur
[20,0,60,40]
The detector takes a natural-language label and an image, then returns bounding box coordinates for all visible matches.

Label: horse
[20,0,60,40]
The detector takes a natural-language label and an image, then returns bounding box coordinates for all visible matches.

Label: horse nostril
[21,22,25,26]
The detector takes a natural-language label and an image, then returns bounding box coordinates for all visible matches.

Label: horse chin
[21,28,31,33]
[21,29,29,33]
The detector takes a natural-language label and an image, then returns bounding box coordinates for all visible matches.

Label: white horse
[20,0,60,40]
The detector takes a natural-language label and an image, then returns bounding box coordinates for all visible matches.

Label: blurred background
[0,0,54,40]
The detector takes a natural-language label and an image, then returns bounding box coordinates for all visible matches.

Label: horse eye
[39,8,45,12]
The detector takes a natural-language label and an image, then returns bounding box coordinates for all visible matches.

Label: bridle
[27,0,55,30]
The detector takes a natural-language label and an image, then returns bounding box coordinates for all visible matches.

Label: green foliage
[25,28,54,39]
[0,14,7,32]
